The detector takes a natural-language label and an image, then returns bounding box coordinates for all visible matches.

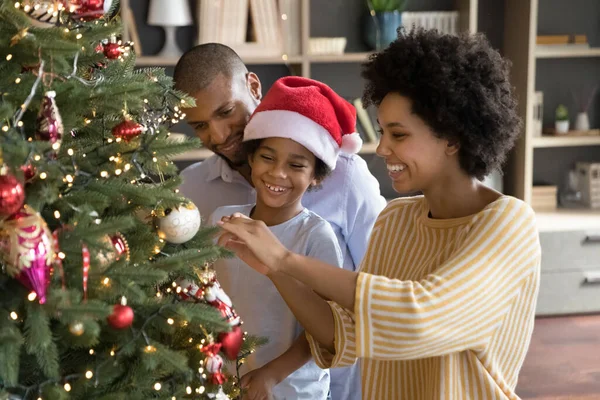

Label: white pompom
[340,132,363,154]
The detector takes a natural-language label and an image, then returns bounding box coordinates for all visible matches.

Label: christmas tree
[0,1,254,399]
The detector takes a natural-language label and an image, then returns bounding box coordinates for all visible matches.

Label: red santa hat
[243,76,362,170]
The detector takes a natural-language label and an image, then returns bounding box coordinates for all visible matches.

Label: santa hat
[243,76,362,170]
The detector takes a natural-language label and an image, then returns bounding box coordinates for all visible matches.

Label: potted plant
[364,0,408,50]
[555,104,570,134]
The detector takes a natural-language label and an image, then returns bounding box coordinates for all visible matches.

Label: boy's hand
[240,366,279,400]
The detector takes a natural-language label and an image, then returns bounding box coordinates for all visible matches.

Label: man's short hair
[173,43,247,94]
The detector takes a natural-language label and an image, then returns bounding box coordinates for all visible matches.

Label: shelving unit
[535,46,600,59]
[171,141,381,162]
[504,0,600,211]
[535,208,600,232]
[129,0,478,161]
[532,134,600,148]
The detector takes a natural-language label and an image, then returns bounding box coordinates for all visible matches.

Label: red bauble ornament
[107,302,134,329]
[70,0,113,21]
[218,325,243,360]
[103,42,122,60]
[112,119,144,142]
[21,164,36,182]
[0,173,25,217]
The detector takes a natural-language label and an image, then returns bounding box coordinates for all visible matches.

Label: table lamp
[147,0,193,58]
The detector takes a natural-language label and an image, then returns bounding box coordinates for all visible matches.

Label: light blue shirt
[210,205,342,400]
[180,153,387,400]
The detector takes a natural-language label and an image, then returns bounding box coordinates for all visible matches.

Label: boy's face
[249,137,318,211]
[376,93,460,195]
[184,72,261,166]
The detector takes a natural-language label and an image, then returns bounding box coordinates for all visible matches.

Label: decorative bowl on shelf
[308,37,347,56]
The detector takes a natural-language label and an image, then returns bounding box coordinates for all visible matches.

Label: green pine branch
[24,303,60,379]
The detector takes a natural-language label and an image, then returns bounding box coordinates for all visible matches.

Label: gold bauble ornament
[69,321,85,336]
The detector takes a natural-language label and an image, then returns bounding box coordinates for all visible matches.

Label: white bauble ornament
[156,204,201,244]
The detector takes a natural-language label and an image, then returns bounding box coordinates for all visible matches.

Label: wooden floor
[516,315,600,400]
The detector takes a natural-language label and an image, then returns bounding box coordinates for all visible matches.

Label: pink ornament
[35,91,64,150]
[0,205,53,304]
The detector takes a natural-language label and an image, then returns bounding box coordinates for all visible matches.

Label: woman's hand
[217,213,289,275]
[240,366,278,400]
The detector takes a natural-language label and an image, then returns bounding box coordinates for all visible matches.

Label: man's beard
[217,148,248,169]
[213,135,247,169]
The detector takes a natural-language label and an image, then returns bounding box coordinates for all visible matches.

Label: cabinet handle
[583,234,600,244]
[583,272,600,285]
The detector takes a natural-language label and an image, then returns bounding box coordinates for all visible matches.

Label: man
[174,43,386,400]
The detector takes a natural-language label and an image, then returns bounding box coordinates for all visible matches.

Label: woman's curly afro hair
[362,28,522,180]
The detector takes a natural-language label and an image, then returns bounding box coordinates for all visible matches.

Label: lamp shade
[148,0,193,27]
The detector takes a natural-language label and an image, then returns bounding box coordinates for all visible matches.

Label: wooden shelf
[307,52,374,63]
[171,148,213,161]
[171,141,379,162]
[136,53,376,67]
[535,46,600,59]
[536,208,600,232]
[136,55,303,67]
[360,142,379,154]
[533,135,600,148]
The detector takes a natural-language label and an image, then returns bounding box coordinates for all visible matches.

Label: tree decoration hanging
[0,205,54,304]
[15,1,67,27]
[35,91,64,151]
[201,341,227,385]
[103,36,122,60]
[70,0,113,21]
[69,321,85,336]
[199,268,243,360]
[95,233,130,271]
[21,164,37,183]
[111,118,145,142]
[156,203,201,244]
[0,169,25,217]
[107,296,134,329]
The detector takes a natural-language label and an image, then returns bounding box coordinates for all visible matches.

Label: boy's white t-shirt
[209,204,343,400]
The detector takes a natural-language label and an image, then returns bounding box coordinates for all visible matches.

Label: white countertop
[535,209,600,233]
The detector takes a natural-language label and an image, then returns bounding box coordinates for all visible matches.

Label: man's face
[185,72,261,166]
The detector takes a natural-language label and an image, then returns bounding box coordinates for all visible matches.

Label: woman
[218,29,541,400]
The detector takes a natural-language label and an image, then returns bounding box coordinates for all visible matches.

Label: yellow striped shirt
[307,195,541,399]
